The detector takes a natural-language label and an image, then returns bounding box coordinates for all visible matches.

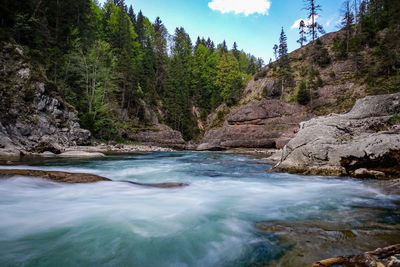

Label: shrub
[296,79,310,105]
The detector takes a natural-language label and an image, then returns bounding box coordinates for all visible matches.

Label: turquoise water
[0,152,399,266]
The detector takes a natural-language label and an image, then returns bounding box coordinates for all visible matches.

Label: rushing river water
[0,152,399,266]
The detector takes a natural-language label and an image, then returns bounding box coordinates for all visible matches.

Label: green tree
[216,52,243,105]
[303,0,325,42]
[297,20,307,47]
[296,79,310,105]
[191,44,218,111]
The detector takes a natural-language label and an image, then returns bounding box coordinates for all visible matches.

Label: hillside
[198,25,400,150]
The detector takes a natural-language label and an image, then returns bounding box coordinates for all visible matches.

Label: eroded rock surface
[197,99,309,151]
[131,124,186,149]
[272,93,400,179]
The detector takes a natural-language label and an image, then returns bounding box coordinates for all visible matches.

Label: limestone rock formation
[197,99,309,150]
[272,93,400,179]
[131,124,186,149]
[0,43,90,157]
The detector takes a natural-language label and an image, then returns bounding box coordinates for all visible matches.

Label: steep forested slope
[0,0,263,143]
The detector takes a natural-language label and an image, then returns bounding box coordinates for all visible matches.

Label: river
[0,152,399,266]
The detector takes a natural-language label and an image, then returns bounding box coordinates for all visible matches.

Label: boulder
[272,93,400,179]
[131,124,186,149]
[197,99,309,150]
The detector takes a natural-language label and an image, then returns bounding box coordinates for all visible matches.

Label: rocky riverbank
[272,93,400,179]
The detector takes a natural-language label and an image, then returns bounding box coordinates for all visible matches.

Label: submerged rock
[122,180,188,188]
[312,244,400,267]
[58,151,106,158]
[272,93,400,179]
[0,169,110,183]
[0,169,188,188]
[257,217,400,267]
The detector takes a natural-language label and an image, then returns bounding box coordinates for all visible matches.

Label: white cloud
[290,15,318,30]
[208,0,272,16]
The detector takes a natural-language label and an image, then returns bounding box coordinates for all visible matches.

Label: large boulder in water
[272,93,400,179]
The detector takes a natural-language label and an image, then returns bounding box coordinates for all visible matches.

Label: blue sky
[100,0,343,62]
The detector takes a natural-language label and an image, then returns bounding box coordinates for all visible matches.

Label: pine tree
[297,20,307,47]
[218,40,228,54]
[303,0,325,42]
[278,28,288,62]
[191,44,218,110]
[164,27,194,139]
[273,44,278,60]
[277,28,293,98]
[153,16,168,96]
[341,0,355,54]
[232,42,240,60]
[128,5,136,25]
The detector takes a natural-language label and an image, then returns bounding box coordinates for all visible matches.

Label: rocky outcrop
[273,93,400,179]
[197,99,309,150]
[0,169,188,188]
[0,43,90,157]
[131,124,186,149]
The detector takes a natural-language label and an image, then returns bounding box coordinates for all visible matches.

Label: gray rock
[272,93,400,179]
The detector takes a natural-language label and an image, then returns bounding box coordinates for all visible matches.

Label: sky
[100,0,343,62]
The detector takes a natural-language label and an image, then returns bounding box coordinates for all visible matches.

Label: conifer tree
[303,0,325,42]
[232,42,240,60]
[341,0,355,54]
[297,20,307,47]
[128,5,136,25]
[216,52,242,105]
[273,44,278,60]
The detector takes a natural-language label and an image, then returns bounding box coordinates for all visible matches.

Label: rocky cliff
[0,43,90,157]
[198,99,310,150]
[272,93,400,179]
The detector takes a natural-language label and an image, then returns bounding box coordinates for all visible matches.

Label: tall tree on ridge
[232,41,240,60]
[341,0,355,54]
[128,5,136,25]
[273,44,278,60]
[297,20,307,47]
[303,0,325,43]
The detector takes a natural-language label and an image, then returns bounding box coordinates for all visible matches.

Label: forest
[0,0,399,141]
[0,0,263,141]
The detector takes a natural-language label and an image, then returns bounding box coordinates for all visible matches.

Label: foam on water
[0,152,398,266]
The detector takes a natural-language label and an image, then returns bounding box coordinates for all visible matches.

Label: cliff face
[0,43,90,157]
[198,99,310,150]
[198,30,368,150]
